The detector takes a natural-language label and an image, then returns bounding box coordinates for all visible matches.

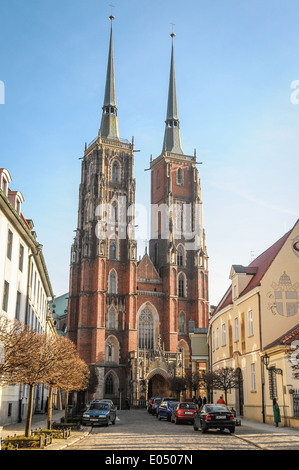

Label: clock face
[292,236,299,257]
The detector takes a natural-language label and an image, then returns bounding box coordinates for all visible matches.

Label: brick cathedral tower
[67,21,209,407]
[67,16,138,405]
[148,32,209,353]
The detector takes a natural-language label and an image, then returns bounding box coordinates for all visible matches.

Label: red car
[171,402,197,424]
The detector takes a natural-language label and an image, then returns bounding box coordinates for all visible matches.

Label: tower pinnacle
[100,15,120,140]
[162,31,183,154]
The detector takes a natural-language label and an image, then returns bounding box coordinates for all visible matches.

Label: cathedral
[67,16,209,407]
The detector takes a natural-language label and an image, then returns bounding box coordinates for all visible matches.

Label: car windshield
[154,399,161,403]
[179,403,196,409]
[89,403,109,410]
[205,405,228,412]
[169,401,179,407]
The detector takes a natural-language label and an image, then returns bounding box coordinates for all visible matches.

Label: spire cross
[170,22,176,38]
[109,4,115,20]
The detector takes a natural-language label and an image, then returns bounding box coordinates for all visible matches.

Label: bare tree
[211,367,241,405]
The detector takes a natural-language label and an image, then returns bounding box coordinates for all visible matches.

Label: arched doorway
[148,373,170,398]
[235,368,244,416]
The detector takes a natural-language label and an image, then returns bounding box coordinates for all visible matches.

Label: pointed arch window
[105,374,114,395]
[111,201,118,222]
[112,161,119,183]
[177,168,183,186]
[178,273,185,298]
[108,270,117,294]
[177,245,184,266]
[108,306,116,329]
[179,311,185,333]
[138,307,154,350]
[109,240,117,260]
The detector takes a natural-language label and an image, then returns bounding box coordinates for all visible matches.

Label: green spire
[100,15,120,140]
[162,33,183,154]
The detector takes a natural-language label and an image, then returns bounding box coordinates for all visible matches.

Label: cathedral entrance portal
[148,373,170,399]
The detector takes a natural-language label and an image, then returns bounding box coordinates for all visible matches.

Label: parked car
[147,398,154,414]
[82,401,116,427]
[171,402,197,424]
[151,398,162,415]
[95,399,116,410]
[157,400,179,421]
[193,404,235,433]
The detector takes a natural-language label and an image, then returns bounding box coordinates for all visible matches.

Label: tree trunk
[64,391,69,424]
[47,386,53,430]
[25,383,35,437]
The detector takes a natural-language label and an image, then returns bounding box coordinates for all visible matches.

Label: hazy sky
[0,0,298,306]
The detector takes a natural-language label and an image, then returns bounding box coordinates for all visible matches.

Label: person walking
[273,398,281,427]
[197,395,202,408]
[217,395,225,404]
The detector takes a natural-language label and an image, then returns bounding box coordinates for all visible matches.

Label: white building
[0,168,55,426]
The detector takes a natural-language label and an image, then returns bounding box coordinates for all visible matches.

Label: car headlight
[83,414,89,418]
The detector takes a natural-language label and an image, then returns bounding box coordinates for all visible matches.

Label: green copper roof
[162,34,183,155]
[100,16,120,140]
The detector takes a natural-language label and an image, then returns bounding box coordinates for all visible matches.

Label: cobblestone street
[63,409,299,452]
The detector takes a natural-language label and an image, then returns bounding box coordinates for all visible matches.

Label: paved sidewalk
[239,417,299,435]
[1,410,90,450]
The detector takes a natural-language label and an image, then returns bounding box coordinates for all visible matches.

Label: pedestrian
[273,398,281,427]
[217,395,225,404]
[203,396,207,405]
[197,395,202,408]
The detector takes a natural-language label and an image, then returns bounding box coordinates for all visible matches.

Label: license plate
[91,418,98,421]
[185,412,193,415]
[216,415,226,419]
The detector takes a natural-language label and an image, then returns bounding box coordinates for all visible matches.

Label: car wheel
[193,425,198,431]
[201,425,207,433]
[229,427,235,434]
[158,414,161,420]
[175,417,179,425]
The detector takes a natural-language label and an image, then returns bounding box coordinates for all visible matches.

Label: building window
[216,327,219,349]
[178,273,185,298]
[7,229,13,260]
[108,270,117,294]
[15,291,21,320]
[177,168,183,185]
[248,310,254,336]
[138,307,154,350]
[177,246,184,266]
[19,244,24,272]
[109,240,117,260]
[108,306,116,329]
[179,312,185,333]
[111,202,118,223]
[221,323,226,346]
[156,170,160,189]
[250,363,256,391]
[105,374,114,395]
[112,162,119,183]
[2,281,9,312]
[234,317,239,341]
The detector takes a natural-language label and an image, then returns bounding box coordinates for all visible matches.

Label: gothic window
[105,374,114,395]
[108,270,117,294]
[178,273,185,298]
[109,240,117,260]
[112,161,119,183]
[138,307,154,350]
[108,306,116,329]
[177,168,183,186]
[156,170,160,189]
[177,245,184,266]
[179,312,185,333]
[111,202,118,222]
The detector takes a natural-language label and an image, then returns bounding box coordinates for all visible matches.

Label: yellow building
[209,219,299,427]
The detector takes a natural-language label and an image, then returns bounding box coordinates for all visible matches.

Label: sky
[0,0,298,306]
